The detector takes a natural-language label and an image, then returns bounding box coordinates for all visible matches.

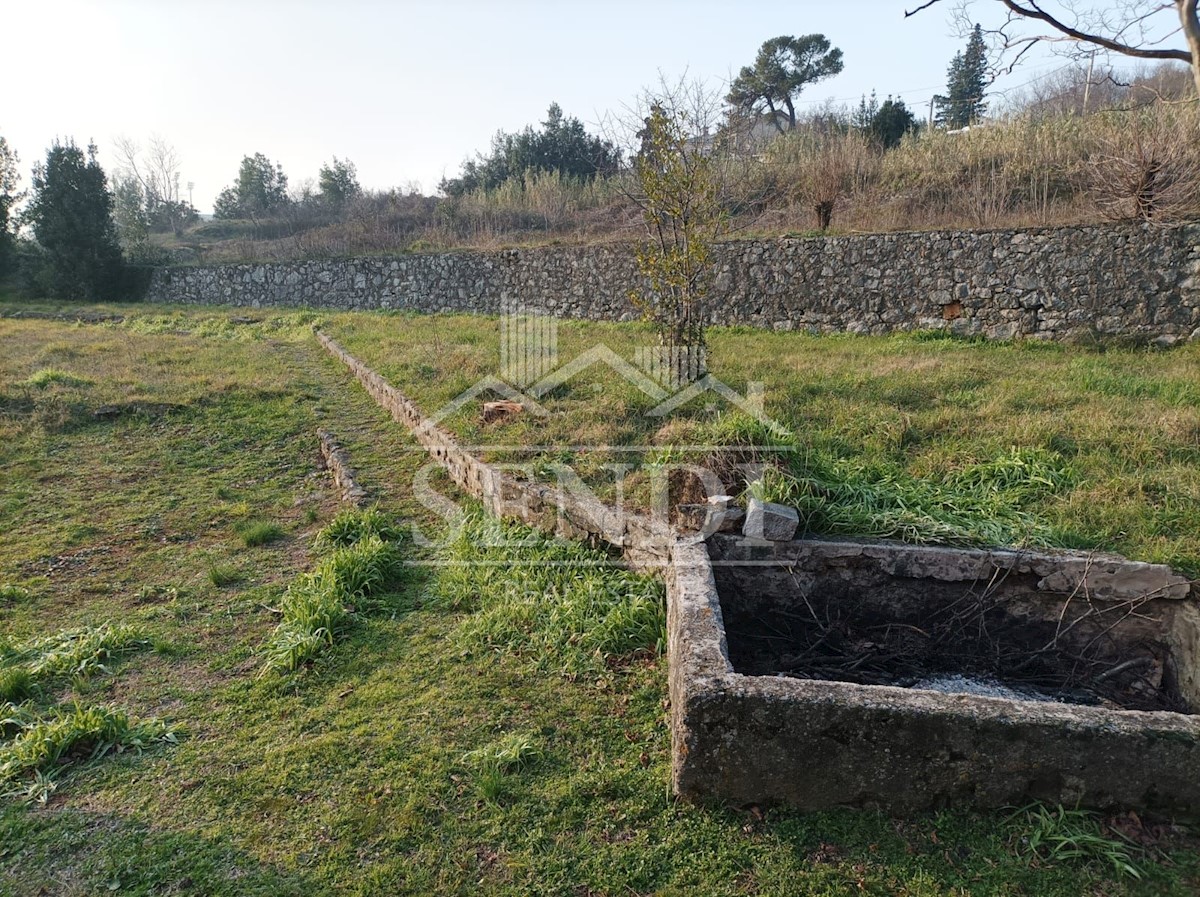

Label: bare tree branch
[908,1,1198,100]
[904,0,946,17]
[998,0,1190,61]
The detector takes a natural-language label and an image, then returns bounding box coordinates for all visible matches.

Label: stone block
[743,498,799,542]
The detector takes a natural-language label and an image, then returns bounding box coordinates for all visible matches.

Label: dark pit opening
[711,540,1196,713]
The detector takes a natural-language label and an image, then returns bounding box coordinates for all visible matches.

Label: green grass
[328,312,1200,575]
[236,519,286,548]
[24,367,93,389]
[0,300,1196,895]
[429,510,666,676]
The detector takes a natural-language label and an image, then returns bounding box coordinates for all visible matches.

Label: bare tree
[905,1,1200,100]
[113,135,193,236]
[768,130,877,231]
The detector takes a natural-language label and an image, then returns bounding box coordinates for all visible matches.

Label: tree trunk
[765,97,785,135]
[815,201,834,231]
[1181,0,1200,100]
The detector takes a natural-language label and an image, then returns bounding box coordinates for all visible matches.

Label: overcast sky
[5,0,1079,214]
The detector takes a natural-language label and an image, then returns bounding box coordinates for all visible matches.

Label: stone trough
[669,534,1200,815]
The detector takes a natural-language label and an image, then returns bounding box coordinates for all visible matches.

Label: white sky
[4,0,1086,214]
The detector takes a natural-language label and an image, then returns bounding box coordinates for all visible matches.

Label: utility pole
[928,96,935,129]
[1082,50,1096,115]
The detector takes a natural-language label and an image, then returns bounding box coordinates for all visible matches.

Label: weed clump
[22,623,150,680]
[236,520,285,548]
[313,505,403,551]
[0,702,176,801]
[0,585,33,606]
[1014,804,1142,880]
[759,446,1075,547]
[461,731,542,802]
[208,564,242,588]
[0,668,33,704]
[428,510,665,675]
[262,510,408,672]
[25,368,93,389]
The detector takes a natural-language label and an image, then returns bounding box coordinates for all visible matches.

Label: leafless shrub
[768,130,877,231]
[1084,106,1200,222]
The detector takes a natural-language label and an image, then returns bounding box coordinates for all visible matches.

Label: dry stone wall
[151,223,1200,342]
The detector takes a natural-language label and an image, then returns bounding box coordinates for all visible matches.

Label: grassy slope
[0,302,1196,895]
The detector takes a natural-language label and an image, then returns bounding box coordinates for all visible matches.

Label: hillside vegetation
[165,97,1200,265]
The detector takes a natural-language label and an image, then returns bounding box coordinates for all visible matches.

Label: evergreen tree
[852,92,881,132]
[935,24,989,128]
[0,135,20,279]
[112,176,151,251]
[318,157,361,211]
[872,97,919,148]
[26,140,123,301]
[727,34,845,134]
[214,153,289,219]
[854,93,919,149]
[440,103,621,196]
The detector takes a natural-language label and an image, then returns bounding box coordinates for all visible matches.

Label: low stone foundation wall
[315,330,675,570]
[152,223,1200,342]
[316,329,1200,816]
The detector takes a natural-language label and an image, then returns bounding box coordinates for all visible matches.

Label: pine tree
[871,97,919,148]
[854,92,919,149]
[27,140,124,300]
[935,24,989,128]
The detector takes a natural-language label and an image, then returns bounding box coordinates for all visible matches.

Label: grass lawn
[0,300,1197,895]
[328,311,1200,574]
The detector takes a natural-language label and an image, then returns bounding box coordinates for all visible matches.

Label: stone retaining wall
[152,223,1200,341]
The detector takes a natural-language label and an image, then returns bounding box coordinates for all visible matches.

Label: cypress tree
[27,140,123,300]
[935,24,989,128]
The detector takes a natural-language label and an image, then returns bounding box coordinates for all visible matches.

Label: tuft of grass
[1015,804,1142,880]
[261,532,407,673]
[25,368,92,389]
[461,731,542,802]
[313,506,404,551]
[21,623,149,680]
[0,668,34,704]
[0,584,33,606]
[429,510,665,675]
[759,446,1076,547]
[0,702,176,800]
[235,519,285,548]
[315,534,406,606]
[207,564,242,588]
